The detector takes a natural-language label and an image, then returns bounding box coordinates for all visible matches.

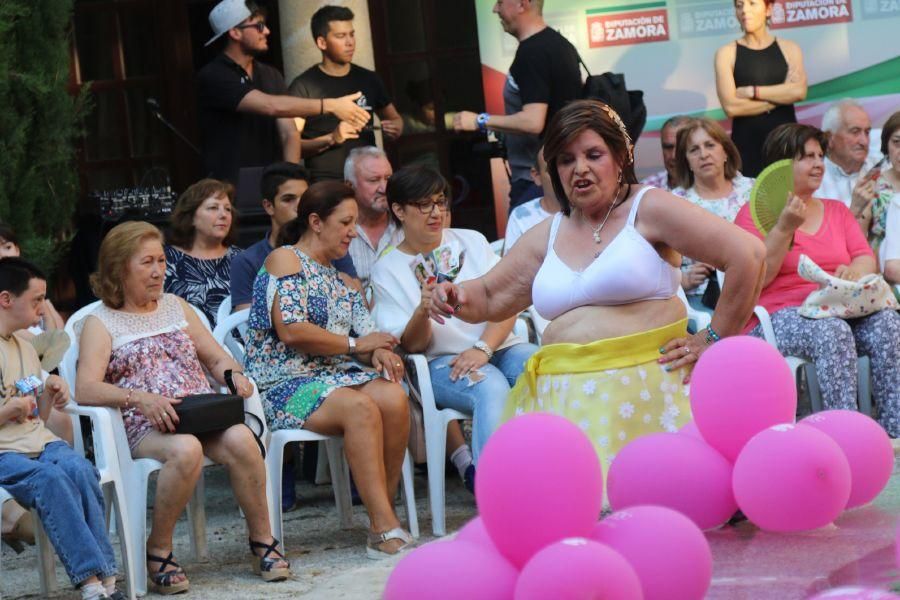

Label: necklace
[583,183,625,244]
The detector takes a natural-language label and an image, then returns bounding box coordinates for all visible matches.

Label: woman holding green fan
[735,123,900,437]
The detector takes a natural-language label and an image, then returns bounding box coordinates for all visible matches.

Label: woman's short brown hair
[762,123,828,166]
[90,221,163,308]
[881,111,900,156]
[542,99,639,216]
[168,179,237,248]
[673,117,743,189]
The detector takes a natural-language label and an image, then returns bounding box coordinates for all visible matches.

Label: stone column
[279,1,376,82]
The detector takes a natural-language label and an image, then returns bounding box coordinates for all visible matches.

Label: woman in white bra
[428,100,766,469]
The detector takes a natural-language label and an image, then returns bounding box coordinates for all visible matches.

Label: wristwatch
[473,340,493,359]
[348,336,357,354]
[476,112,490,132]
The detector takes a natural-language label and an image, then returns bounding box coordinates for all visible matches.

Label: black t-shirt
[504,27,581,182]
[288,64,390,182]
[197,54,289,184]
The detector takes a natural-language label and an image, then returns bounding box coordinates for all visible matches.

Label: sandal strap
[146,551,183,575]
[368,527,413,546]
[249,538,286,561]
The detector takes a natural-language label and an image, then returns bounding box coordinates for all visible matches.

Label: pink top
[734,199,874,332]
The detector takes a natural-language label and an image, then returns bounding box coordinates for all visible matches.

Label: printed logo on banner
[676,1,740,38]
[769,0,853,29]
[586,2,670,48]
[861,0,900,18]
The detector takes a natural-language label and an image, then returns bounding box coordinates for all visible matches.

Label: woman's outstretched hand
[428,281,467,324]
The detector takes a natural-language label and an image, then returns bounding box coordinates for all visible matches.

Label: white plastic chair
[0,487,57,597]
[404,353,469,536]
[213,308,250,365]
[216,295,232,328]
[62,301,271,596]
[211,309,419,549]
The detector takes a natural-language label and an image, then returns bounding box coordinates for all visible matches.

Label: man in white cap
[197,0,371,184]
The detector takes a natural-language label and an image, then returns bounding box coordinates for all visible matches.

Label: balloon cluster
[607,336,894,532]
[385,413,713,600]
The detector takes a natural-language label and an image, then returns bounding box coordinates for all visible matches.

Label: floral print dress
[74,294,213,452]
[244,247,380,431]
[164,245,242,328]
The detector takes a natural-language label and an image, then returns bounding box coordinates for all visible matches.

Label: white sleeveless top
[76,293,189,351]
[531,187,680,321]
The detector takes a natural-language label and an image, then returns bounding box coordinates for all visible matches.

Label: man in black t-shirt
[197,0,372,184]
[454,0,581,210]
[288,5,404,182]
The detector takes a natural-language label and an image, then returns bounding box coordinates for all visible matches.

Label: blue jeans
[0,441,117,586]
[428,343,538,463]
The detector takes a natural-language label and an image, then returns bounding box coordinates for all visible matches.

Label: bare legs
[304,379,410,551]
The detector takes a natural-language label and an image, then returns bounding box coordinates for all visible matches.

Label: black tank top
[730,40,797,177]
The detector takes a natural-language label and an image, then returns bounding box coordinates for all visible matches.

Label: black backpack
[578,57,647,143]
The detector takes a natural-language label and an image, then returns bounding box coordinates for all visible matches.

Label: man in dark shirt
[197,0,372,184]
[454,0,581,210]
[288,5,404,182]
[229,162,357,311]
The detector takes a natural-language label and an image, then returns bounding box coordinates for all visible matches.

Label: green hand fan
[750,159,794,236]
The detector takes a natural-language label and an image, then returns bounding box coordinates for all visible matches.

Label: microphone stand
[146,98,203,157]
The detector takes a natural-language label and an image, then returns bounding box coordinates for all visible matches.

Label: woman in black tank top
[714,0,808,176]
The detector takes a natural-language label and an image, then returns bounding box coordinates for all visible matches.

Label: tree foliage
[0,0,89,274]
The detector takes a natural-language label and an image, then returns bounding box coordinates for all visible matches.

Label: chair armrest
[753,305,778,347]
[403,353,441,414]
[62,403,121,476]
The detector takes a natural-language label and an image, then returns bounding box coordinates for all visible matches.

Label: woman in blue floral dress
[244,180,414,558]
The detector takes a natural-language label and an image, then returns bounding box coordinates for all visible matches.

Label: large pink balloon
[515,538,643,600]
[591,506,712,600]
[455,517,498,553]
[384,540,517,600]
[808,587,900,599]
[476,413,603,568]
[607,433,737,530]
[690,336,797,461]
[679,420,703,440]
[733,424,851,532]
[800,410,894,509]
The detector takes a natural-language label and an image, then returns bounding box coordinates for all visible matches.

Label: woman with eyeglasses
[371,166,538,492]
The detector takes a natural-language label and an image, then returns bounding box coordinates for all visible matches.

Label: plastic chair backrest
[212,309,250,366]
[216,295,233,329]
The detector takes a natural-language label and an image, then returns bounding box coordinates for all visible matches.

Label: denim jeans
[428,342,538,463]
[0,441,117,586]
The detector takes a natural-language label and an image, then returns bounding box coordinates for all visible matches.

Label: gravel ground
[0,464,477,599]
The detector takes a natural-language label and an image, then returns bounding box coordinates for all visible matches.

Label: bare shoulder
[714,42,736,64]
[778,37,802,54]
[264,246,302,278]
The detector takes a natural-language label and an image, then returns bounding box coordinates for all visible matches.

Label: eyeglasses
[413,196,450,214]
[236,21,267,33]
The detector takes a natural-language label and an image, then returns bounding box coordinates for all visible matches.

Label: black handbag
[173,370,266,457]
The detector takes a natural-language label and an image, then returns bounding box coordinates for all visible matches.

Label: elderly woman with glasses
[370,165,538,490]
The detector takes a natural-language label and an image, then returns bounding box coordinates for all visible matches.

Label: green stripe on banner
[643,56,900,133]
[586,2,666,15]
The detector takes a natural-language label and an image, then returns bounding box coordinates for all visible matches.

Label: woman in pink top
[735,123,900,437]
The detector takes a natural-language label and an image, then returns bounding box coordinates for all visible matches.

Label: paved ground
[5,456,900,599]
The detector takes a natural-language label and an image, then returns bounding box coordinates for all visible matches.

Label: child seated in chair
[0,257,124,600]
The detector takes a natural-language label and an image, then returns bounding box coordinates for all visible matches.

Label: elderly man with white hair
[344,146,403,289]
[817,99,883,216]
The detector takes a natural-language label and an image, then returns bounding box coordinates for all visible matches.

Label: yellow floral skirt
[503,319,693,473]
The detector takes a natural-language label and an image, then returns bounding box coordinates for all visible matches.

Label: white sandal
[366,527,414,560]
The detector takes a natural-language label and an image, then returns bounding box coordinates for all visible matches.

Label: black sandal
[146,551,190,595]
[249,537,291,582]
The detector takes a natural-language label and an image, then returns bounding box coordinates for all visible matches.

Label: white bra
[531,186,680,321]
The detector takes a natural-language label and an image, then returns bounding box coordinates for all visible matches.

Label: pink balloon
[515,538,643,600]
[455,517,498,553]
[690,336,797,461]
[733,424,851,532]
[592,506,712,600]
[476,413,603,568]
[808,587,900,599]
[607,433,736,530]
[679,420,703,440]
[800,410,894,509]
[384,540,517,600]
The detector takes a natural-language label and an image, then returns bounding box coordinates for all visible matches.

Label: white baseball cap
[205,0,252,47]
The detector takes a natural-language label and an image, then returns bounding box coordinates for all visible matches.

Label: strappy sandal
[146,552,190,595]
[366,527,414,560]
[249,538,291,582]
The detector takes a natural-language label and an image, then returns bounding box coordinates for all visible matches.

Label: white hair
[343,146,388,188]
[821,99,866,134]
